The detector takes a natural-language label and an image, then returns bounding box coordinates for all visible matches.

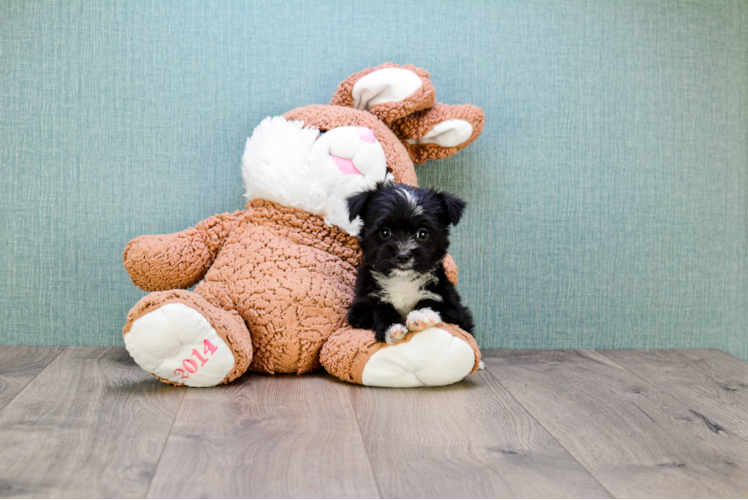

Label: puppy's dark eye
[379,227,391,239]
[417,229,429,240]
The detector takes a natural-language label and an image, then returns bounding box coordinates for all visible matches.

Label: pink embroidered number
[192,349,208,366]
[173,339,220,379]
[204,339,218,356]
[183,358,198,373]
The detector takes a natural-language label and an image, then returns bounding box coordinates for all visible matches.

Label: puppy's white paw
[385,323,408,344]
[406,308,441,332]
[478,360,486,370]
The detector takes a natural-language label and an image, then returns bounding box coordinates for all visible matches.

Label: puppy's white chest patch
[371,271,442,318]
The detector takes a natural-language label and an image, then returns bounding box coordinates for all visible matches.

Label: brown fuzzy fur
[329,63,436,126]
[123,64,483,385]
[391,103,486,164]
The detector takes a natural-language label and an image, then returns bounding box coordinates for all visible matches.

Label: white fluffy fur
[406,307,441,331]
[396,185,423,215]
[385,323,408,344]
[351,68,423,110]
[242,117,327,214]
[405,119,473,147]
[370,270,442,318]
[242,116,388,235]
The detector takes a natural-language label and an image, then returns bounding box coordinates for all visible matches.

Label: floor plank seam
[0,346,67,414]
[143,388,187,499]
[482,356,617,499]
[347,386,384,499]
[594,350,748,446]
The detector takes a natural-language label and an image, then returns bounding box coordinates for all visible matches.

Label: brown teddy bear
[122,64,484,387]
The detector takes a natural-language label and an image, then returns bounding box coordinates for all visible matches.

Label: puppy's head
[347,181,466,275]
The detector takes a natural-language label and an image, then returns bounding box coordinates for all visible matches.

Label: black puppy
[346,181,475,344]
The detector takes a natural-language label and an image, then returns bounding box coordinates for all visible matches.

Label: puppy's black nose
[396,252,410,264]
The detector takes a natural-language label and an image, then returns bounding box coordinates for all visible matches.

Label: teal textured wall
[2,0,747,358]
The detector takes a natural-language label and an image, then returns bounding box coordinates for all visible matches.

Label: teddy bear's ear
[390,103,485,164]
[330,64,436,125]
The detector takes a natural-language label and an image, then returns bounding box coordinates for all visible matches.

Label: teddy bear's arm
[123,211,242,291]
[443,254,459,286]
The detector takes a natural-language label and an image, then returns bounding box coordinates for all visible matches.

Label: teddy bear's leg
[320,323,480,387]
[123,289,252,387]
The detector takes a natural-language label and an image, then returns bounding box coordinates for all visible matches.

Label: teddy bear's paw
[406,308,441,332]
[385,323,408,344]
[124,303,236,387]
[361,327,476,387]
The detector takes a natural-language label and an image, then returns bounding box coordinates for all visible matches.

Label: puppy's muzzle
[395,251,415,270]
[395,251,411,265]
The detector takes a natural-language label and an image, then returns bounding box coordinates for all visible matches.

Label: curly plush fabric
[124,199,364,375]
[330,63,436,126]
[122,64,485,387]
[123,198,468,382]
[442,254,459,285]
[391,103,486,164]
[124,212,242,291]
[205,200,361,374]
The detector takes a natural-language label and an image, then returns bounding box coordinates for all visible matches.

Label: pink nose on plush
[358,127,377,143]
[331,154,363,175]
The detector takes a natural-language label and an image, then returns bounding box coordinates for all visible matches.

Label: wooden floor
[1,348,747,498]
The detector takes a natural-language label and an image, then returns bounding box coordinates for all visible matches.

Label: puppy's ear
[347,190,373,222]
[440,192,467,226]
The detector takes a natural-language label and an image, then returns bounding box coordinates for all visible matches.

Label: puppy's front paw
[384,323,408,344]
[406,308,442,332]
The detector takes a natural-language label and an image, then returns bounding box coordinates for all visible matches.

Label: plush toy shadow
[122,64,485,387]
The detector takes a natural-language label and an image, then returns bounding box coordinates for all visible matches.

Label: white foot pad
[361,327,476,387]
[406,308,441,332]
[385,323,408,344]
[124,303,235,387]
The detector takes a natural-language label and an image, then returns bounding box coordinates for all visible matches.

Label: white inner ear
[351,68,422,110]
[406,119,473,147]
